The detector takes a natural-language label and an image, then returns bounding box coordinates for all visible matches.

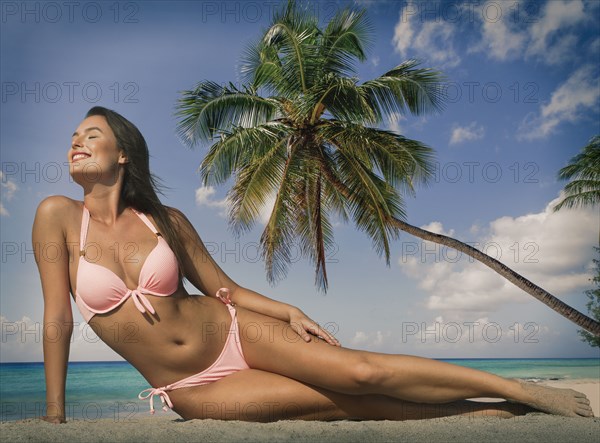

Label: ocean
[1,358,598,422]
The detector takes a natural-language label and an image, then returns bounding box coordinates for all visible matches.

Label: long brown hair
[85,106,187,283]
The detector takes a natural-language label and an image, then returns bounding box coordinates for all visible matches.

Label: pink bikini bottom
[138,291,250,413]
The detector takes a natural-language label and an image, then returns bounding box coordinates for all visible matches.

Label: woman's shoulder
[35,195,81,221]
[163,204,186,220]
[162,205,194,229]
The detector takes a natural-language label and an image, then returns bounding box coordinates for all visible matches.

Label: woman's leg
[170,368,533,421]
[234,308,593,418]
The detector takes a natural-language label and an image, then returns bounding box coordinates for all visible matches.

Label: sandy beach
[2,380,598,442]
[1,414,598,443]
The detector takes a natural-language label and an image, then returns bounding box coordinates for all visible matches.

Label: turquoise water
[0,361,154,422]
[441,358,600,382]
[1,359,598,421]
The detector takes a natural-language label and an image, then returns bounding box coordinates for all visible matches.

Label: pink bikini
[75,205,249,414]
[75,205,180,322]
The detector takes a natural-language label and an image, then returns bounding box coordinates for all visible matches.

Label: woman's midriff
[87,292,234,388]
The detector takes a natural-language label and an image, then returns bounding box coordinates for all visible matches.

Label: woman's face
[68,115,127,184]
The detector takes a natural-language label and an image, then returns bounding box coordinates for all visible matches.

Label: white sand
[2,381,598,442]
[2,415,599,443]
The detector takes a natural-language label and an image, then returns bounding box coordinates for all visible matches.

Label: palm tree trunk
[387,216,600,335]
[318,161,600,335]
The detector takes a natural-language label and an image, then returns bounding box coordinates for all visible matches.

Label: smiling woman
[31,106,595,423]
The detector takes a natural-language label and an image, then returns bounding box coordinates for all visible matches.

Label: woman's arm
[32,196,75,423]
[168,207,340,346]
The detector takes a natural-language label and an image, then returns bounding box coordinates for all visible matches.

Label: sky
[1,0,599,362]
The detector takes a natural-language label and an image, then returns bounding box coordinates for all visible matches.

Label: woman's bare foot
[508,379,594,417]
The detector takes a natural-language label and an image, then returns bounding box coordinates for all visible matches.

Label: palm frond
[555,135,600,212]
[331,147,402,264]
[259,139,307,284]
[319,7,374,77]
[199,122,293,186]
[553,191,600,211]
[317,121,435,194]
[240,38,284,94]
[359,59,445,122]
[261,0,321,94]
[553,181,600,211]
[302,74,376,124]
[318,144,350,225]
[557,136,600,182]
[227,138,288,236]
[294,160,335,291]
[175,81,279,147]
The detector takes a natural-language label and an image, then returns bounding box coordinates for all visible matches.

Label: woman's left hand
[288,309,341,346]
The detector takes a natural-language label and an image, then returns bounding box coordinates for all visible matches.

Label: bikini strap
[79,205,90,255]
[131,209,161,236]
[80,206,160,255]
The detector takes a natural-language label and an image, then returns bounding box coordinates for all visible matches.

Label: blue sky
[1,0,599,362]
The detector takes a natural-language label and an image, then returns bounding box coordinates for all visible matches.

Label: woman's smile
[71,152,91,162]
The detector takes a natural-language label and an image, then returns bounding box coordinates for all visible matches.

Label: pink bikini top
[75,205,179,322]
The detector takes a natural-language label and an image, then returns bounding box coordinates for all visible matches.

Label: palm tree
[175,0,599,335]
[553,135,600,245]
[577,247,600,347]
[553,136,600,345]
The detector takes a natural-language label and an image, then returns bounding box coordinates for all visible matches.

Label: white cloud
[392,4,415,58]
[470,5,526,61]
[0,171,18,217]
[531,33,579,65]
[420,221,454,237]
[393,0,593,68]
[195,185,229,217]
[351,330,369,345]
[350,330,390,348]
[414,21,461,67]
[449,122,485,146]
[525,0,586,63]
[392,2,460,68]
[471,0,590,65]
[195,185,224,206]
[398,192,598,314]
[517,65,599,140]
[195,185,278,226]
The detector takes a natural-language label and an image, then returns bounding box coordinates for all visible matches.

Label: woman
[33,107,594,423]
